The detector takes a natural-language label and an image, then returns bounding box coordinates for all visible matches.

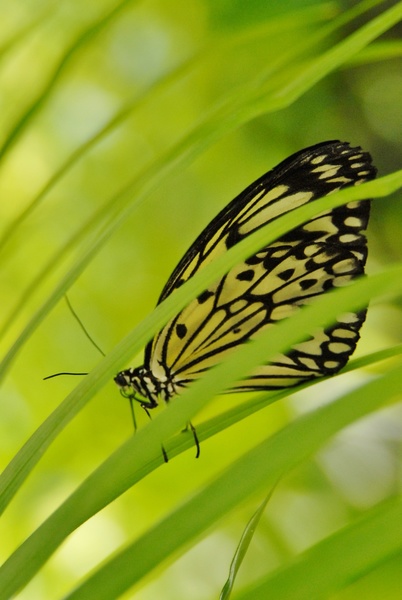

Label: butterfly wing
[143,141,376,395]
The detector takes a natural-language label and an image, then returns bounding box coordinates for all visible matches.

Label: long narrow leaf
[0,174,401,517]
[0,0,353,254]
[2,2,399,374]
[2,170,401,383]
[1,265,402,597]
[0,0,139,161]
[61,365,402,600]
[220,490,276,600]
[236,497,402,600]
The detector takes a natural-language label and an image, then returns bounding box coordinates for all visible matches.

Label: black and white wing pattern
[115,141,376,406]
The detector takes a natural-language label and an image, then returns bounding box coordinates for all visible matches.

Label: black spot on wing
[197,290,214,304]
[300,278,318,290]
[236,269,254,281]
[176,324,187,339]
[277,268,295,281]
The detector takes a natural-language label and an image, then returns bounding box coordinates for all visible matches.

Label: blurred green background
[0,0,401,598]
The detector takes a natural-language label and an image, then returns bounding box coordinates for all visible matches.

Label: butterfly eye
[114,372,130,388]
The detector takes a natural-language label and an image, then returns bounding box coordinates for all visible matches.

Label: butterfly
[115,141,376,428]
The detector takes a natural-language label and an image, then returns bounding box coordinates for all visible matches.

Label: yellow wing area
[149,203,368,391]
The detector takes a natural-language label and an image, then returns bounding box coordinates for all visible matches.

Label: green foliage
[0,1,401,599]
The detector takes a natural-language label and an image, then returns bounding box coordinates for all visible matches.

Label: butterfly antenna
[44,296,105,380]
[65,294,105,357]
[43,371,88,380]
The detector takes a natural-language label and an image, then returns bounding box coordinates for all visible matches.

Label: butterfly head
[114,366,159,409]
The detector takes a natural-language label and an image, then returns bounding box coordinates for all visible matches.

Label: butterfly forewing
[117,141,376,403]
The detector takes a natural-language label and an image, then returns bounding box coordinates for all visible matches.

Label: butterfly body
[115,141,376,407]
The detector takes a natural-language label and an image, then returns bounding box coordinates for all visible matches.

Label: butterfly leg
[161,445,169,463]
[140,404,169,463]
[187,421,200,459]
